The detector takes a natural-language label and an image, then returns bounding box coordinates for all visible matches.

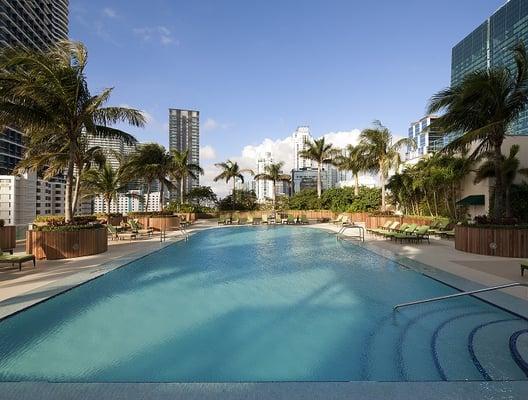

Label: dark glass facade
[0,128,25,174]
[451,0,528,135]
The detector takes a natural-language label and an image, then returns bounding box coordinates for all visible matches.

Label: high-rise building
[255,152,274,203]
[0,0,69,49]
[0,0,69,225]
[450,0,528,137]
[168,109,200,200]
[85,134,136,172]
[293,126,314,170]
[406,115,443,162]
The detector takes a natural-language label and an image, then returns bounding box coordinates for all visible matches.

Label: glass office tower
[451,0,528,135]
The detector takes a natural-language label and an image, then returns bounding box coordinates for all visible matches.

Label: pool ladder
[393,282,528,311]
[336,224,365,242]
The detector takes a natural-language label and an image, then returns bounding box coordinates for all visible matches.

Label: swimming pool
[0,226,527,382]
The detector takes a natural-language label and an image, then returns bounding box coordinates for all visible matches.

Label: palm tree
[428,43,528,220]
[359,121,415,210]
[170,149,204,205]
[254,161,291,208]
[126,143,174,211]
[299,137,336,198]
[82,163,127,217]
[214,160,253,210]
[0,41,145,222]
[474,145,528,218]
[333,144,370,196]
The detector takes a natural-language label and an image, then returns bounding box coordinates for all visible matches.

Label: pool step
[469,319,528,381]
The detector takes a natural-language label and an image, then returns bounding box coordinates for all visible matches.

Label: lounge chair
[287,215,296,224]
[107,224,136,241]
[0,250,36,271]
[372,221,400,236]
[253,217,262,225]
[300,215,309,224]
[232,214,240,225]
[392,225,430,244]
[280,214,289,224]
[239,217,247,225]
[247,215,254,224]
[367,220,391,234]
[262,214,268,224]
[521,260,528,276]
[331,214,344,225]
[218,215,227,225]
[429,221,450,235]
[384,224,417,239]
[129,220,153,237]
[378,222,405,238]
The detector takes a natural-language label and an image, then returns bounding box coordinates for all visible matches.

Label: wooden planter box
[147,216,181,231]
[455,226,528,258]
[0,225,16,251]
[26,227,108,260]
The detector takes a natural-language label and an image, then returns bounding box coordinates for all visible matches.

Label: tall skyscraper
[0,0,69,49]
[256,152,274,203]
[85,134,136,172]
[293,126,314,170]
[0,0,69,224]
[168,108,200,200]
[451,0,528,136]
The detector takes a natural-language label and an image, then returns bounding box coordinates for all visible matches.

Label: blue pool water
[0,226,527,382]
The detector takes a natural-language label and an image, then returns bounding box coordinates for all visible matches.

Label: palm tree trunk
[144,182,151,212]
[380,169,386,211]
[64,145,75,223]
[180,178,185,205]
[317,163,322,198]
[159,181,164,211]
[232,179,236,211]
[106,196,111,218]
[354,173,359,196]
[492,143,505,221]
[272,180,276,209]
[72,172,82,216]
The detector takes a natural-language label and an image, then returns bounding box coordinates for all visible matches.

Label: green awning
[456,195,485,206]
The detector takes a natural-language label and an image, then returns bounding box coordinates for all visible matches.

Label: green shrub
[33,223,104,232]
[34,215,97,226]
[127,211,174,217]
[287,187,381,212]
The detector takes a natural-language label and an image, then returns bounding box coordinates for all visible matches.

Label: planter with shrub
[26,215,108,260]
[0,219,16,252]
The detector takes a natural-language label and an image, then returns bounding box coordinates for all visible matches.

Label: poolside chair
[384,224,417,240]
[300,215,309,224]
[331,214,344,225]
[239,217,248,225]
[280,214,289,224]
[393,225,430,244]
[231,213,240,225]
[253,217,262,225]
[367,220,391,234]
[378,222,405,238]
[521,260,528,276]
[0,250,36,271]
[107,224,136,241]
[428,221,450,235]
[217,215,227,225]
[247,215,254,225]
[287,215,296,224]
[261,214,268,224]
[373,221,400,237]
[129,219,153,237]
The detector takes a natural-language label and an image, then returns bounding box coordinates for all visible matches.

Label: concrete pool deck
[1,220,528,399]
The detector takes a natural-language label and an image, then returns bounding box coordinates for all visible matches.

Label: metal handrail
[393,283,528,311]
[337,223,365,241]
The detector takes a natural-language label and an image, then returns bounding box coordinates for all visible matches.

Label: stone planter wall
[455,225,528,258]
[26,227,108,260]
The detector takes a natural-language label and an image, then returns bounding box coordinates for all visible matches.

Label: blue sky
[70,0,505,193]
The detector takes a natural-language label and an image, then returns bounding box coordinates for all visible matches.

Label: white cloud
[200,128,368,197]
[133,26,177,46]
[102,7,117,18]
[200,145,216,160]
